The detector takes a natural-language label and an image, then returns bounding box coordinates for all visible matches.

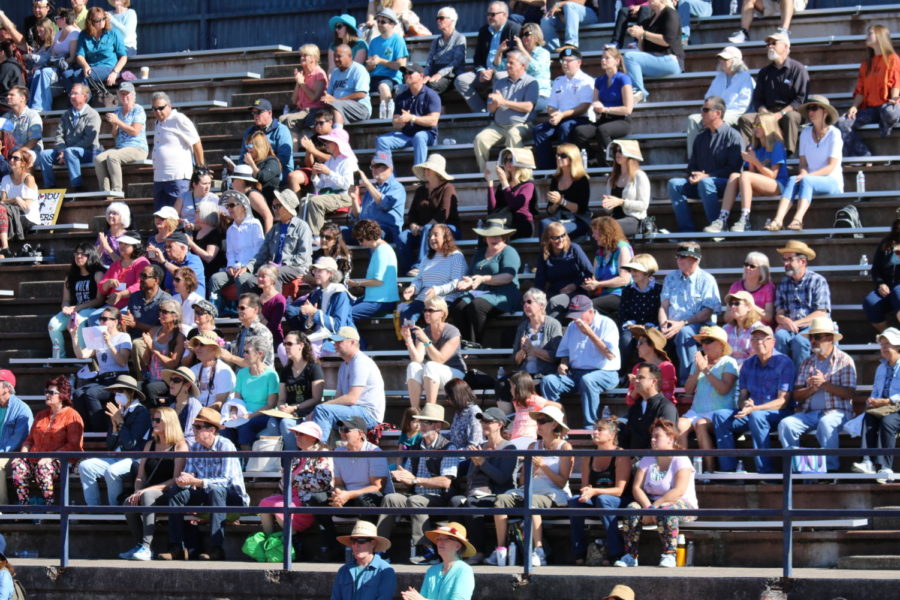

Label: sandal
[787,219,803,231]
[763,220,782,231]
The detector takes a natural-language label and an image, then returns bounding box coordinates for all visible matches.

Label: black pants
[611,5,652,47]
[570,117,632,165]
[451,297,501,344]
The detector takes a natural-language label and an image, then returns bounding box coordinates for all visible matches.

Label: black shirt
[752,57,809,112]
[279,361,325,417]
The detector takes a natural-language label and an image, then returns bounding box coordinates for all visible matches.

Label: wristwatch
[413,477,419,486]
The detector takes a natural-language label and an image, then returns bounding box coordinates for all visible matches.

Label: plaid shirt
[402,435,459,497]
[184,435,249,505]
[775,270,831,320]
[794,346,856,413]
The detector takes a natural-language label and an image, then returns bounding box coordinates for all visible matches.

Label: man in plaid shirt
[774,241,831,369]
[778,318,856,472]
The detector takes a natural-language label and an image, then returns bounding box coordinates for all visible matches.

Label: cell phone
[485,161,498,180]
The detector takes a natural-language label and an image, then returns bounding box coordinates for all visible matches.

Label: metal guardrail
[1,446,898,580]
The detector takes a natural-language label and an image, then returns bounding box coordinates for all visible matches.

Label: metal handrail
[2,446,899,580]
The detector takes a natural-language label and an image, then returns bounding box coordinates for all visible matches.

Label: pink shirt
[637,455,698,507]
[728,279,776,325]
[99,256,151,308]
[293,67,328,111]
[510,394,548,439]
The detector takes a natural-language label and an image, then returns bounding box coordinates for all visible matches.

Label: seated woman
[265,331,324,450]
[423,7,465,94]
[571,47,634,166]
[624,326,677,406]
[185,203,225,283]
[568,416,631,566]
[400,523,475,600]
[362,0,430,41]
[403,297,466,409]
[119,406,188,561]
[678,326,739,471]
[766,96,844,232]
[25,17,55,96]
[228,166,274,234]
[539,144,592,240]
[47,243,106,359]
[327,14,368,73]
[279,44,328,142]
[96,232,149,313]
[174,170,218,232]
[505,371,562,440]
[228,336,280,449]
[609,1,652,48]
[726,251,775,325]
[400,224,468,324]
[256,264,286,348]
[208,191,265,303]
[299,128,358,238]
[94,81,148,197]
[706,112,787,234]
[445,379,484,449]
[287,257,354,351]
[242,131,284,207]
[108,0,138,56]
[864,219,900,332]
[854,328,900,482]
[400,153,460,275]
[0,149,39,257]
[485,148,537,240]
[11,375,84,505]
[147,206,179,255]
[451,219,523,345]
[621,0,684,104]
[29,10,79,112]
[535,222,593,322]
[348,219,399,322]
[161,366,203,442]
[171,267,205,336]
[722,291,764,366]
[582,216,633,321]
[487,406,572,568]
[69,7,127,89]
[71,306,132,431]
[837,24,900,157]
[95,201,131,268]
[78,375,150,506]
[512,288,564,385]
[619,253,662,370]
[188,332,237,409]
[309,222,353,284]
[140,299,186,405]
[599,140,649,237]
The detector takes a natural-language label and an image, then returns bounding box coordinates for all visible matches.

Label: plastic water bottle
[686,541,695,566]
[508,543,517,566]
[856,170,866,194]
[387,99,395,118]
[282,104,289,116]
[476,219,484,229]
[736,459,746,473]
[693,456,703,475]
[860,254,869,276]
[602,405,612,420]
[522,262,531,274]
[379,101,387,120]
[580,148,589,167]
[497,366,506,380]
[730,0,738,14]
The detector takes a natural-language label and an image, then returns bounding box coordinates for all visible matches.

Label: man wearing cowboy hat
[736,31,808,155]
[622,362,678,450]
[374,63,442,172]
[333,520,397,600]
[0,369,33,505]
[540,294,620,429]
[777,318,856,472]
[351,150,405,244]
[159,407,249,561]
[241,98,294,182]
[378,403,459,565]
[240,188,313,294]
[774,240,831,369]
[473,49,539,173]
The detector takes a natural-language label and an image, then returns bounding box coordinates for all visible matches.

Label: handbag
[241,531,268,562]
[790,454,827,474]
[866,402,900,418]
[245,436,284,473]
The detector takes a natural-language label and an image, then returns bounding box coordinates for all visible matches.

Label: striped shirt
[411,251,468,303]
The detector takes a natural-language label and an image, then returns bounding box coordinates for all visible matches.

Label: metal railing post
[58,459,70,568]
[281,454,293,571]
[521,455,533,576]
[781,450,794,579]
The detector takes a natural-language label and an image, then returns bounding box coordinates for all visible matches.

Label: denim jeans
[78,457,136,505]
[863,286,900,324]
[309,403,380,440]
[533,117,589,170]
[540,368,619,428]
[667,176,727,232]
[778,409,848,471]
[153,179,189,211]
[780,174,842,205]
[48,307,97,358]
[621,51,681,99]
[375,130,436,168]
[352,300,397,321]
[539,215,590,240]
[774,326,811,370]
[166,483,247,548]
[677,0,713,39]
[836,103,900,157]
[665,322,704,383]
[712,407,791,473]
[29,66,59,112]
[541,3,600,50]
[568,493,627,560]
[38,145,96,188]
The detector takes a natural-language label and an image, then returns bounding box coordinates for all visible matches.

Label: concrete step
[837,554,900,570]
[870,507,900,530]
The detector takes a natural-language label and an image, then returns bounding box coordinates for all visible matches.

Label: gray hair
[523,287,547,309]
[159,299,182,322]
[71,82,90,100]
[705,95,727,115]
[246,335,272,357]
[106,201,131,228]
[744,251,771,284]
[731,56,748,72]
[0,380,14,395]
[506,49,531,67]
[437,6,458,22]
[151,91,171,105]
[488,1,509,15]
[197,200,220,227]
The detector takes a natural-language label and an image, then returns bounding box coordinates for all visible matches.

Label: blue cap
[371,150,393,169]
[251,98,273,112]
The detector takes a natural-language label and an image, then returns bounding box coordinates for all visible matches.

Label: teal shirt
[0,406,7,442]
[235,367,279,413]
[690,355,740,414]
[420,559,474,600]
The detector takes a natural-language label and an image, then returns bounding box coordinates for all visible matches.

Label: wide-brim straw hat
[692,325,733,356]
[799,94,839,126]
[776,240,816,261]
[603,585,636,600]
[189,330,222,351]
[336,520,391,553]
[412,153,454,182]
[801,317,843,342]
[724,290,763,316]
[499,147,536,169]
[161,366,201,397]
[605,139,643,163]
[412,403,450,427]
[424,522,477,558]
[528,405,569,432]
[627,325,671,362]
[194,406,223,430]
[105,375,145,401]
[472,217,517,237]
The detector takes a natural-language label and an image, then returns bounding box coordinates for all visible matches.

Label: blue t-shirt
[748,141,789,191]
[364,243,400,303]
[76,29,126,68]
[594,71,633,109]
[115,104,148,152]
[328,62,372,113]
[368,33,409,84]
[359,175,405,238]
[394,85,441,138]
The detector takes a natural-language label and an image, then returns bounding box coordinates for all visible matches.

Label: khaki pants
[131,334,148,375]
[95,146,149,193]
[300,192,351,236]
[473,122,532,173]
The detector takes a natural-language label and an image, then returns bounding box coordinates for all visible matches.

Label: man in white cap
[309,327,384,437]
[778,318,856,472]
[332,520,396,600]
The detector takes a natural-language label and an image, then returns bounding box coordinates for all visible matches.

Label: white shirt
[0,175,40,225]
[191,359,236,407]
[225,217,265,267]
[548,70,595,114]
[152,109,201,182]
[314,155,358,192]
[798,125,843,192]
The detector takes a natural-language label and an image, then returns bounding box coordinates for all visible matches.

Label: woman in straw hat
[678,326,739,468]
[333,520,396,600]
[401,153,459,275]
[485,147,538,240]
[401,523,475,600]
[600,139,649,237]
[188,331,236,409]
[619,253,662,369]
[624,325,676,406]
[766,95,844,232]
[118,406,189,561]
[722,290,764,366]
[162,366,203,443]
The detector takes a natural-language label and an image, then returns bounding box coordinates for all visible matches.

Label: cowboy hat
[194,406,223,430]
[605,139,643,163]
[528,405,569,432]
[499,147,536,169]
[692,325,733,356]
[776,240,816,261]
[799,94,839,125]
[161,366,201,397]
[336,520,391,553]
[412,403,450,427]
[105,375,146,401]
[424,522,477,558]
[627,325,671,362]
[801,317,843,342]
[472,218,517,237]
[412,153,455,182]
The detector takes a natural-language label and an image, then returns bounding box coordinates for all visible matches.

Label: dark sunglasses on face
[151,105,168,112]
[44,389,60,396]
[807,105,822,112]
[151,417,163,424]
[169,377,184,384]
[99,316,117,322]
[192,423,213,430]
[423,308,442,313]
[237,305,250,311]
[556,153,570,159]
[699,338,717,345]
[811,334,833,340]
[377,19,391,24]
[173,277,182,283]
[744,263,758,269]
[535,417,553,425]
[728,301,743,307]
[141,272,157,279]
[159,309,176,315]
[351,538,373,544]
[9,155,23,162]
[701,107,716,113]
[550,234,567,241]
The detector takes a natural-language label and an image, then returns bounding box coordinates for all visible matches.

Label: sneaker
[632,90,645,104]
[703,218,726,233]
[777,27,791,38]
[131,546,152,561]
[659,553,677,568]
[484,546,508,566]
[852,460,875,474]
[728,29,747,44]
[614,553,639,567]
[730,217,749,232]
[876,467,894,484]
[118,544,141,560]
[532,546,547,567]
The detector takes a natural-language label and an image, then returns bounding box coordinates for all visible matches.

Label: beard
[767,48,779,61]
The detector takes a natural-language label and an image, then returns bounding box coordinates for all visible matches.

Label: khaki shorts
[760,0,806,17]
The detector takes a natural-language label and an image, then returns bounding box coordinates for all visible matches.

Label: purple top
[262,293,287,348]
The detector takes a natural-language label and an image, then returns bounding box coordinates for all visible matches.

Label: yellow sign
[37,188,67,225]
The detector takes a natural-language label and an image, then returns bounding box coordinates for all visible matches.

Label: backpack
[831,204,863,239]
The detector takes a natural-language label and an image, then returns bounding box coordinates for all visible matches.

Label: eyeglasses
[335,23,346,29]
[159,309,176,315]
[140,273,157,279]
[44,389,60,396]
[435,16,448,21]
[523,298,538,305]
[556,154,570,159]
[550,234,567,241]
[151,105,169,112]
[151,418,163,424]
[8,156,23,163]
[320,235,335,241]
[250,110,262,116]
[782,255,802,263]
[701,107,716,113]
[314,120,330,126]
[534,417,553,425]
[99,316,117,322]
[521,31,532,37]
[173,277,183,283]
[376,19,392,24]
[169,377,184,384]
[350,538,373,544]
[370,164,388,170]
[699,338,717,345]
[806,105,822,112]
[727,301,744,307]
[237,305,250,311]
[192,423,213,430]
[744,263,758,269]
[423,308,442,313]
[90,18,105,24]
[486,11,503,16]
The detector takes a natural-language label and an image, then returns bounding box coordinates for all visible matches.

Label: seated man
[667,96,743,232]
[322,44,372,126]
[473,49,539,173]
[330,416,391,511]
[123,263,172,337]
[541,0,600,51]
[332,521,396,600]
[729,0,806,43]
[454,1,520,113]
[621,362,678,449]
[365,8,408,117]
[146,231,206,297]
[540,295,620,429]
[374,64,441,171]
[158,407,249,561]
[219,293,274,369]
[377,404,459,565]
[778,318,855,472]
[242,98,294,182]
[0,369,34,505]
[658,242,721,382]
[351,151,405,244]
[299,128,358,237]
[712,323,794,473]
[532,47,593,170]
[774,240,830,369]
[1,86,42,175]
[36,83,100,191]
[309,327,385,436]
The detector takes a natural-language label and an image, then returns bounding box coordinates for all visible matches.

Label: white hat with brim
[605,139,643,163]
[336,520,391,553]
[273,189,300,217]
[161,366,201,397]
[499,147,536,169]
[472,218,517,237]
[724,290,763,315]
[528,405,569,432]
[287,420,325,442]
[877,327,900,346]
[118,234,141,246]
[800,317,843,342]
[412,403,450,427]
[230,164,258,183]
[621,260,648,273]
[412,153,455,182]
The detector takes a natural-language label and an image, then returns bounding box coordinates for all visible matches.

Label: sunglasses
[90,18,105,24]
[744,263,758,269]
[192,423,213,430]
[701,107,717,113]
[169,377,184,384]
[556,154,571,159]
[810,334,833,340]
[151,417,163,424]
[99,316,117,322]
[423,308,442,313]
[550,234,567,241]
[806,105,822,112]
[523,298,538,304]
[727,301,744,307]
[320,235,336,241]
[173,277,182,283]
[44,389,60,396]
[534,417,553,425]
[8,156,23,162]
[699,338,718,345]
[250,110,262,116]
[486,11,503,16]
[436,16,449,21]
[350,538,373,544]
[151,105,169,112]
[237,305,250,311]
[377,19,392,24]
[314,120,330,126]
[335,23,346,29]
[159,309,177,315]
[521,31,532,37]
